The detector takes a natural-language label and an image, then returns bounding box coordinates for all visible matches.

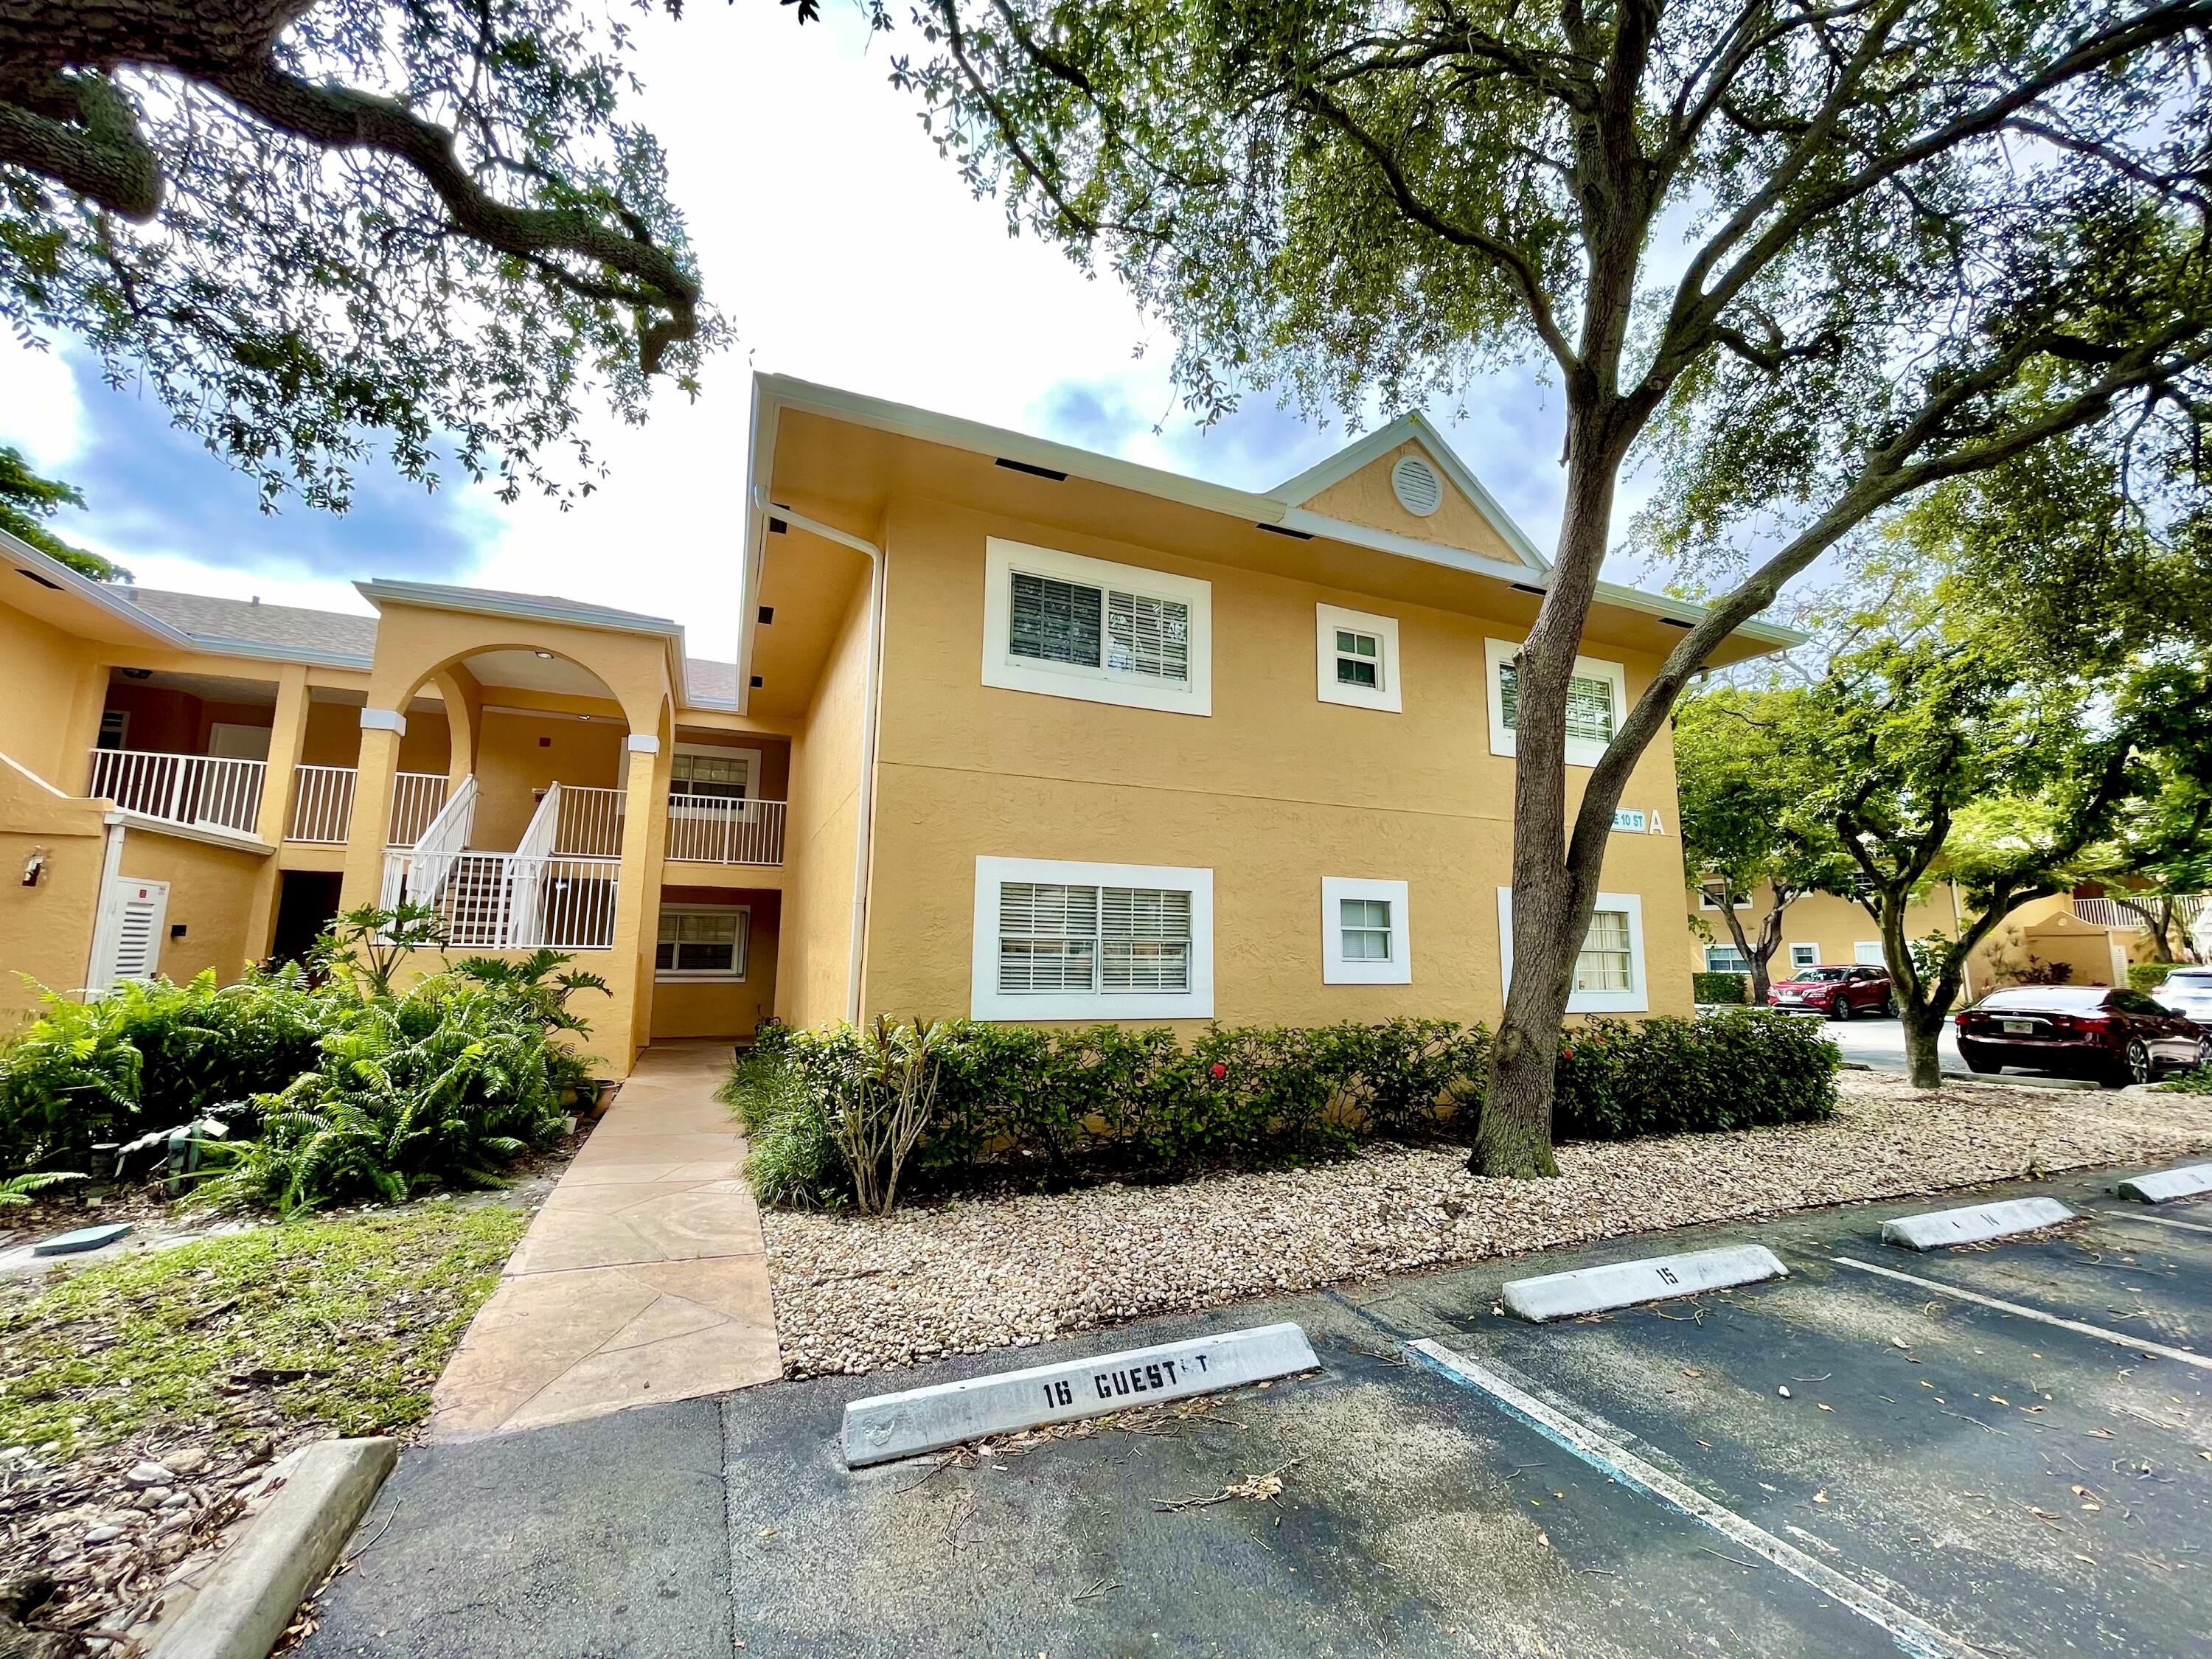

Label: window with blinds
[998,880,1191,994]
[1575,910,1634,992]
[1498,661,1616,745]
[670,750,751,801]
[656,909,748,978]
[1009,569,1188,684]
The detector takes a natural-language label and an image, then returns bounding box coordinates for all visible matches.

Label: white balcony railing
[2075,894,2210,932]
[89,748,265,836]
[552,783,626,858]
[665,796,787,866]
[388,771,451,848]
[381,849,619,949]
[287,764,358,843]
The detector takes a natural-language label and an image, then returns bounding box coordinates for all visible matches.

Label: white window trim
[669,742,763,818]
[655,902,749,983]
[981,538,1212,716]
[1788,942,1819,970]
[1484,637,1627,768]
[1853,940,1885,967]
[1314,604,1402,713]
[1704,943,1751,973]
[1496,888,1648,1015]
[1321,876,1411,985]
[972,855,1214,1020]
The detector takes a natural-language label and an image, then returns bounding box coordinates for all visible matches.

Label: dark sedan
[1955,986,2210,1086]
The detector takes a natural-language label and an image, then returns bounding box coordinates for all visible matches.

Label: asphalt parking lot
[301,1166,2211,1659]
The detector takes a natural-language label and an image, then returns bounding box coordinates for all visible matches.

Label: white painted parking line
[2115,1163,2212,1204]
[1829,1256,2212,1371]
[1879,1196,2073,1251]
[1405,1341,1980,1659]
[1501,1245,1786,1322]
[2090,1206,2212,1239]
[841,1322,1320,1468]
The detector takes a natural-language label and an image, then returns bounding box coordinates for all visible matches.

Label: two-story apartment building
[0,374,1792,1075]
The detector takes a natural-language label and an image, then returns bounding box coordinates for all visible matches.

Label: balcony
[89,748,265,837]
[285,767,450,847]
[665,795,787,866]
[2074,894,2208,933]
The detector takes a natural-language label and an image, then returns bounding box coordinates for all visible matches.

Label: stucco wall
[858,495,1693,1031]
[116,826,268,984]
[1303,442,1534,563]
[473,709,627,850]
[102,683,274,756]
[0,755,108,1029]
[0,600,109,790]
[781,568,872,1029]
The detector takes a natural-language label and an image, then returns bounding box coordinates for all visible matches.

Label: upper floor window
[972,855,1214,1018]
[1484,638,1627,767]
[1315,604,1402,713]
[983,538,1211,715]
[670,745,757,802]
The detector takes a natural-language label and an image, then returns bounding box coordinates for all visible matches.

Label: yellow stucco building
[1,375,1794,1077]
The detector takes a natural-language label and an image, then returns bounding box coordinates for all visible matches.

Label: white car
[2159,966,2212,1023]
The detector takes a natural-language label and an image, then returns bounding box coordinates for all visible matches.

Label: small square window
[1317,606,1401,712]
[1789,943,1818,970]
[1322,877,1411,984]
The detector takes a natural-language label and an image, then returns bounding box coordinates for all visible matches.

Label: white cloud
[0,333,89,470]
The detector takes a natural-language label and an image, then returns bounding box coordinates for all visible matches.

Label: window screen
[1575,910,1633,992]
[1340,897,1393,961]
[1009,572,1104,667]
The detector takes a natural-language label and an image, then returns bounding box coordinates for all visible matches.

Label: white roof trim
[1270,411,1551,572]
[105,809,272,855]
[2,530,372,670]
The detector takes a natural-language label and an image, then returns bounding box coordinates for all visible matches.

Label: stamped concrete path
[427,1040,782,1439]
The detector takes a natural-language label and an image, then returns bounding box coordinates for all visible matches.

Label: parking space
[299,1172,2212,1659]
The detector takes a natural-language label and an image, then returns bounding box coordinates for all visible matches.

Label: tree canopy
[1,0,728,513]
[0,444,123,580]
[887,0,2212,1170]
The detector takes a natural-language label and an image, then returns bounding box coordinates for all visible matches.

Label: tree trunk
[1472,407,1627,1178]
[1899,1001,1945,1090]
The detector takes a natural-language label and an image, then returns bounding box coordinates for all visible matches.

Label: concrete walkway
[426,1041,782,1439]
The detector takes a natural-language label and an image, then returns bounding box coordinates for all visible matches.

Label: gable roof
[127,588,380,660]
[1268,411,1551,572]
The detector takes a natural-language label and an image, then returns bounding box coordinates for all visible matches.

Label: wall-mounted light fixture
[22,847,49,888]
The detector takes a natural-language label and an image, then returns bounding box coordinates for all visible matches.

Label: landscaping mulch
[0,1200,533,1657]
[761,1071,2212,1379]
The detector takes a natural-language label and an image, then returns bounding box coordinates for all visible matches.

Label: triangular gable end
[1270,412,1551,572]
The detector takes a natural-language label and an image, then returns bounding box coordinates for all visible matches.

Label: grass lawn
[0,1201,528,1458]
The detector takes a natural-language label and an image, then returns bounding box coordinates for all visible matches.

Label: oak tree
[888,0,2212,1172]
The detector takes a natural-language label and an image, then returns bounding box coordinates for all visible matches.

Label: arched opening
[383,646,632,950]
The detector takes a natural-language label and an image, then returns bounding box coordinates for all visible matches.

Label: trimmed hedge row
[1691,971,1751,1006]
[726,1009,1840,1209]
[2129,962,2177,991]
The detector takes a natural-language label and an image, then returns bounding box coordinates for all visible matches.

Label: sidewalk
[425,1040,782,1439]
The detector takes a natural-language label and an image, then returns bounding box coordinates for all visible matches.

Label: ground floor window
[1790,942,1819,970]
[1497,888,1648,1014]
[1321,876,1413,985]
[1703,942,1751,975]
[1854,940,1885,966]
[656,906,748,981]
[973,856,1214,1019]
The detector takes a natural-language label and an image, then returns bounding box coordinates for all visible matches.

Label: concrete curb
[2115,1163,2212,1204]
[1501,1245,1787,1323]
[1880,1196,2074,1251]
[153,1436,397,1659]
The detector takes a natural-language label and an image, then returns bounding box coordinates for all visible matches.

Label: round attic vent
[1391,454,1442,517]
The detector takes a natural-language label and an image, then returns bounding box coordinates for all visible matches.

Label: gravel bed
[761,1073,2212,1379]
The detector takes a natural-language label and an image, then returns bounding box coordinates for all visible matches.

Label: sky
[0,4,1639,664]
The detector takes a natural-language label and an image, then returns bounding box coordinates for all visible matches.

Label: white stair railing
[505,784,564,947]
[88,748,266,836]
[381,773,477,912]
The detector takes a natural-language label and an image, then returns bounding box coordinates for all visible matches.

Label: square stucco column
[610,734,667,1070]
[338,717,408,911]
[243,665,313,959]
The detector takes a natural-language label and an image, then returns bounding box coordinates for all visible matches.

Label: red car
[1767,964,1894,1020]
[1955,987,2211,1086]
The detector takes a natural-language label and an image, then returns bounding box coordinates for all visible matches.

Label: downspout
[753,488,886,1025]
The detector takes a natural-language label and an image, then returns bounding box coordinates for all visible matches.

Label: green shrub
[0,966,333,1172]
[718,1043,843,1208]
[2152,1065,2211,1094]
[1691,971,1751,1005]
[1554,1009,1840,1140]
[187,968,597,1216]
[2128,962,2177,991]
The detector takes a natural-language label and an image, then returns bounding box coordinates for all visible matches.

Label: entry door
[95,879,170,988]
